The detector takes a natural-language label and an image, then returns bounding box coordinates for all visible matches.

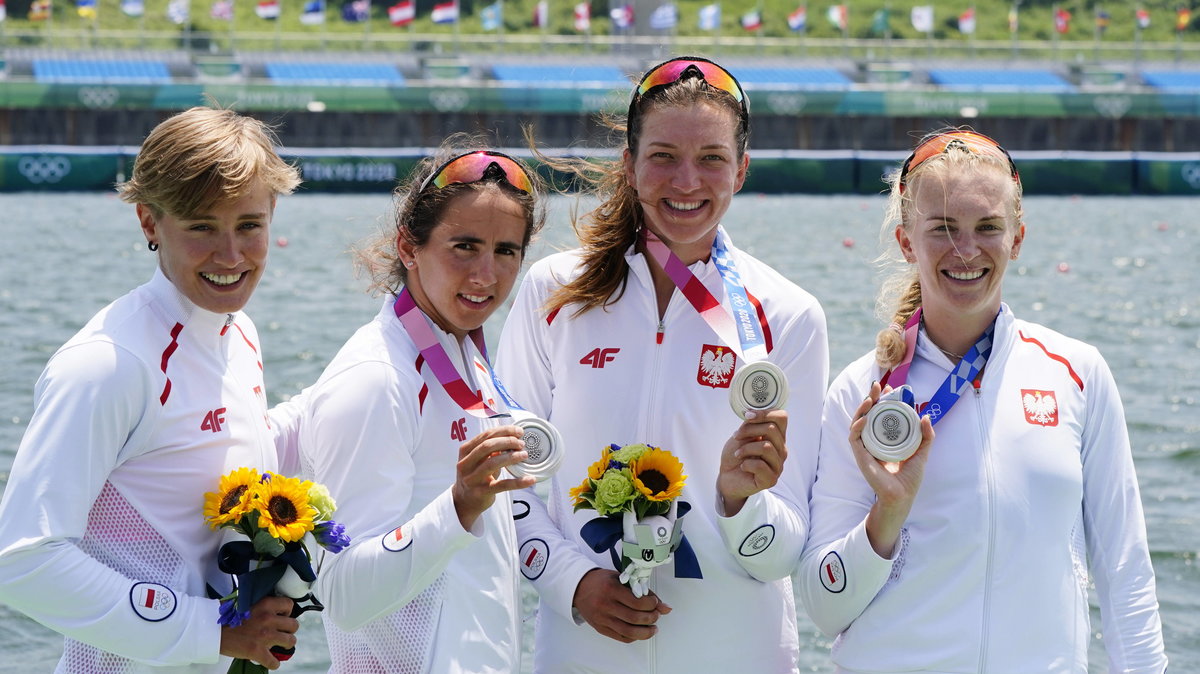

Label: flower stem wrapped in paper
[572,444,702,597]
[204,468,350,673]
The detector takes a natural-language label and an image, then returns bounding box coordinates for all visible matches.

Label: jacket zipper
[975,382,995,672]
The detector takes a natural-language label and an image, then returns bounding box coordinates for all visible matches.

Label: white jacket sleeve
[1079,353,1168,672]
[495,271,599,622]
[305,360,478,632]
[0,342,220,666]
[795,365,895,637]
[716,300,828,581]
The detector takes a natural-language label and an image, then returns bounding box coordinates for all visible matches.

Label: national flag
[121,0,144,17]
[609,3,632,28]
[787,5,805,31]
[698,2,719,30]
[431,0,457,23]
[870,8,888,35]
[532,0,547,26]
[1008,4,1017,33]
[1135,8,1149,29]
[388,0,413,24]
[76,0,96,18]
[958,7,975,34]
[0,0,7,21]
[1095,9,1109,34]
[255,0,279,19]
[1177,7,1191,31]
[1054,7,1070,34]
[739,7,760,30]
[28,0,51,20]
[825,4,845,31]
[301,0,325,24]
[166,0,188,23]
[649,2,676,29]
[573,1,589,30]
[210,0,232,20]
[480,0,500,29]
[910,5,933,33]
[341,0,368,21]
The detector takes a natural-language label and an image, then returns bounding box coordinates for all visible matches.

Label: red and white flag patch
[130,582,177,622]
[697,344,736,389]
[1021,389,1059,427]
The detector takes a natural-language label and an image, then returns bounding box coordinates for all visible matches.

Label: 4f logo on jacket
[580,347,620,368]
[450,417,467,442]
[697,344,736,388]
[200,408,227,433]
[1021,389,1059,426]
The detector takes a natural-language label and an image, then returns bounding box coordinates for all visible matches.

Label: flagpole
[1134,7,1142,67]
[1051,4,1059,63]
[968,4,975,58]
[363,0,371,49]
[755,0,762,54]
[229,0,236,54]
[453,0,460,55]
[183,0,192,50]
[274,0,282,50]
[1009,1,1018,60]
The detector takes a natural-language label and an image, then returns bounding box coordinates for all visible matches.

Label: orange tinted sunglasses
[420,151,533,195]
[628,57,750,139]
[899,131,1019,190]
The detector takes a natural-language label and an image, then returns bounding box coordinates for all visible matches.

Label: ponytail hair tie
[888,322,904,336]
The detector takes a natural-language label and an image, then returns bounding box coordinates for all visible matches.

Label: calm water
[0,192,1196,672]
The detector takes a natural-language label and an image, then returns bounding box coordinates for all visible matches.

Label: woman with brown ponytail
[496,56,828,672]
[797,129,1167,672]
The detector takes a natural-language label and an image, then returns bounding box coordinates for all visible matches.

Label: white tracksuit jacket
[300,300,520,673]
[797,305,1167,673]
[0,268,279,672]
[496,234,829,674]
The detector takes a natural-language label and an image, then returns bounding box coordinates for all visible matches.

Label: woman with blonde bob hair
[0,106,303,672]
[798,128,1167,672]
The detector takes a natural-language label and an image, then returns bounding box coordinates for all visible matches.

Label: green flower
[307,483,337,521]
[593,471,635,516]
[609,443,654,466]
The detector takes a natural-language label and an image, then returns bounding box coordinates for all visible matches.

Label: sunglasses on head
[419,150,534,195]
[627,57,750,138]
[899,131,1019,191]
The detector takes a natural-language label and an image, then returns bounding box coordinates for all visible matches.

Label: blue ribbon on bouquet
[216,540,326,617]
[579,501,703,580]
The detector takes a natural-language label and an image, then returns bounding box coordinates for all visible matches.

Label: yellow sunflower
[586,447,612,481]
[631,448,686,502]
[249,474,317,542]
[568,476,594,507]
[203,467,261,529]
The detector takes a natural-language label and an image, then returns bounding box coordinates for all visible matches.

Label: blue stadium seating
[1141,70,1200,92]
[491,64,627,86]
[264,63,404,85]
[33,59,171,83]
[734,67,852,89]
[928,69,1073,92]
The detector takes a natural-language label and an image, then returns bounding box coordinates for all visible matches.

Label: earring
[405,261,414,268]
[147,241,159,252]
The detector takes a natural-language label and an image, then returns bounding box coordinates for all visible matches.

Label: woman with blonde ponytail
[797,129,1166,672]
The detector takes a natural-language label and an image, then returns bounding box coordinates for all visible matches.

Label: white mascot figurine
[619,499,684,598]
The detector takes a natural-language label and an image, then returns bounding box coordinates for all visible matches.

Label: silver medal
[862,385,922,463]
[505,409,564,482]
[729,361,789,418]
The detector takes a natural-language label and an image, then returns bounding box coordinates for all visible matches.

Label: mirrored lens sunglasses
[420,151,534,195]
[899,131,1019,190]
[635,57,747,107]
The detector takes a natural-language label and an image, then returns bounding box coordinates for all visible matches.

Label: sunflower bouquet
[203,468,350,672]
[572,444,700,597]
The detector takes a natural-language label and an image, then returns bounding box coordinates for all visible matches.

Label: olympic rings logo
[78,86,120,109]
[17,156,72,184]
[429,89,468,112]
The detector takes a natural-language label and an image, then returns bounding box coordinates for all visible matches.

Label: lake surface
[0,192,1195,672]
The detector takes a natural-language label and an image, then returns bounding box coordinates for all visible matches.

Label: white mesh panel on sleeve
[59,481,189,674]
[325,575,446,673]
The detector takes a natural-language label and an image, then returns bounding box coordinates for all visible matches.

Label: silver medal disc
[862,388,921,463]
[505,410,564,482]
[729,361,789,418]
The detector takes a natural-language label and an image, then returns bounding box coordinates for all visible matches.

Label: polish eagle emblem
[697,344,736,388]
[1021,389,1059,427]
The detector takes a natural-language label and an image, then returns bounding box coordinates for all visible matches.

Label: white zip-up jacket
[797,305,1167,673]
[0,269,278,673]
[496,233,828,674]
[301,300,521,673]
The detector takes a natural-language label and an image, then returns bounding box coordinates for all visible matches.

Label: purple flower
[314,520,351,554]
[218,597,250,627]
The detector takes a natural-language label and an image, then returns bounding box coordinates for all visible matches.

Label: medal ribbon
[641,226,768,362]
[393,287,516,419]
[881,307,997,427]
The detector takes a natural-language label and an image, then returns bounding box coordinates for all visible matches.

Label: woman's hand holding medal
[452,425,536,531]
